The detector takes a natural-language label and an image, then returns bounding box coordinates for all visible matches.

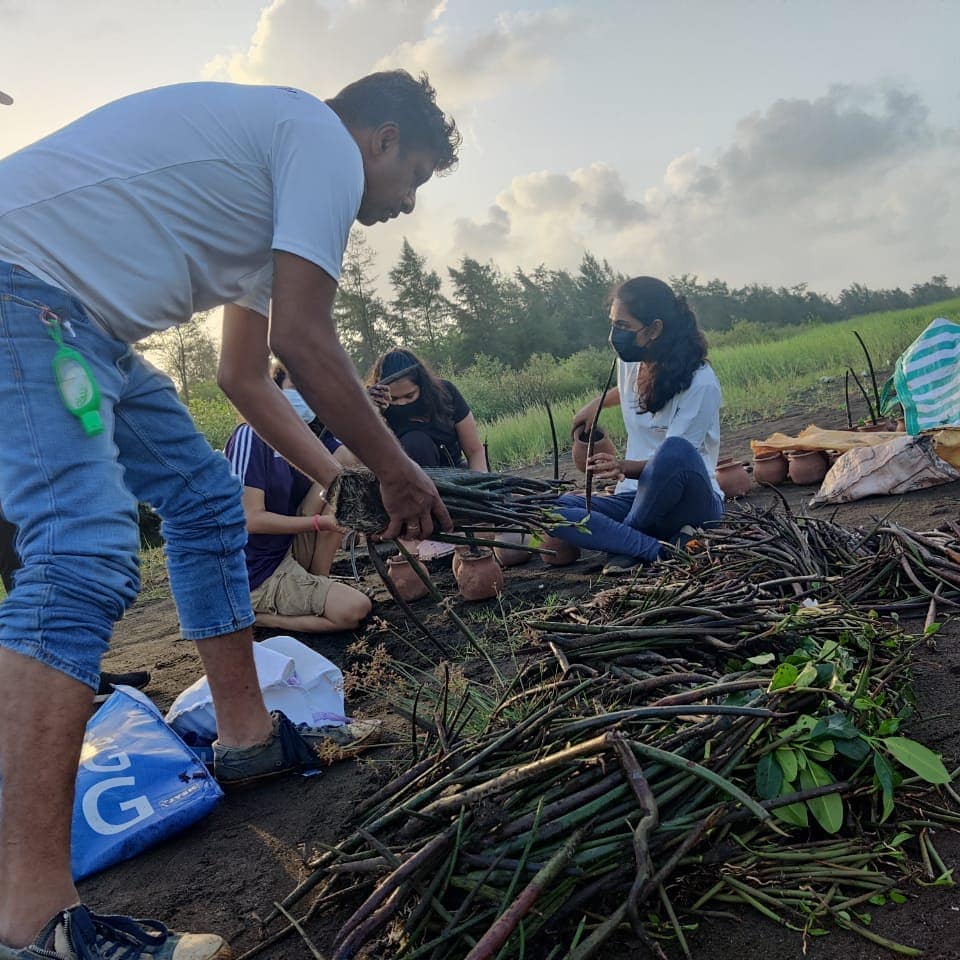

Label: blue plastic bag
[71,686,223,881]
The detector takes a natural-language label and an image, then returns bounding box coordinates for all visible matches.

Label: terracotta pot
[787,450,830,485]
[752,451,788,485]
[538,533,581,567]
[715,458,752,497]
[572,427,616,473]
[454,547,504,601]
[856,418,899,433]
[895,418,906,432]
[493,531,531,567]
[386,555,429,602]
[451,545,470,580]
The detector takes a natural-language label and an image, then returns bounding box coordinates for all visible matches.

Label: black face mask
[386,394,429,429]
[609,326,648,362]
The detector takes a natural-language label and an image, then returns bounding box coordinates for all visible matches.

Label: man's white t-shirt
[0,82,364,342]
[615,360,723,499]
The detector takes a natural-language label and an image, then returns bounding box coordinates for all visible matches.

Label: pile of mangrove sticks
[249,505,959,960]
[328,467,568,537]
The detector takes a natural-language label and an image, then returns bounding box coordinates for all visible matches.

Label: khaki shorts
[249,551,332,617]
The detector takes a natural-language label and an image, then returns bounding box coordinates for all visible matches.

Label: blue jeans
[553,436,724,560]
[0,262,253,689]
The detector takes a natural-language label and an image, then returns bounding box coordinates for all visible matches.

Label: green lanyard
[43,309,104,437]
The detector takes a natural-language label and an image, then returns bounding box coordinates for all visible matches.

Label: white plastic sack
[166,635,347,743]
[810,434,960,506]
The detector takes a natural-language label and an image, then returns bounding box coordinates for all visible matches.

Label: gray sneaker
[0,904,230,959]
[213,711,382,788]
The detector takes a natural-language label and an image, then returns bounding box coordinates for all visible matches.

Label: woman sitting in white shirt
[557,276,724,574]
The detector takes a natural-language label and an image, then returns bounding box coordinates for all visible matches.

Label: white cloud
[376,8,576,109]
[203,0,442,94]
[450,82,960,291]
[204,0,574,109]
[451,161,647,265]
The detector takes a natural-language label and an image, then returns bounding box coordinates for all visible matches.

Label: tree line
[336,231,959,375]
[138,230,957,406]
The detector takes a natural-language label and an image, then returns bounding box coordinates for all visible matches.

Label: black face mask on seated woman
[609,326,649,363]
[385,392,430,430]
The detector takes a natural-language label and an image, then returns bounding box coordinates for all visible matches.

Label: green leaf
[868,894,887,906]
[811,714,861,741]
[775,747,799,783]
[795,663,819,688]
[780,714,818,740]
[877,718,901,736]
[853,697,874,712]
[814,663,837,688]
[889,890,908,904]
[835,737,869,762]
[746,652,776,666]
[924,621,941,636]
[756,752,784,800]
[800,759,844,833]
[769,663,799,691]
[773,801,809,828]
[889,831,913,848]
[805,739,836,762]
[820,639,840,659]
[873,752,895,822]
[882,737,951,784]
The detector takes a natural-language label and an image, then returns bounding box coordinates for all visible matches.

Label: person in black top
[367,349,486,471]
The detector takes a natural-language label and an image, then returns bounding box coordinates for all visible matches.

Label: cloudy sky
[1,0,958,295]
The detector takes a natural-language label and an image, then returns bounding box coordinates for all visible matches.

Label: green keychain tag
[44,311,104,437]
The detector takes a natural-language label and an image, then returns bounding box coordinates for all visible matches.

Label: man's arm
[218,305,342,489]
[267,251,451,540]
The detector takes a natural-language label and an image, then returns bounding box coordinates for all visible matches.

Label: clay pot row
[387,546,508,603]
[752,449,831,486]
[386,530,583,603]
[719,449,836,493]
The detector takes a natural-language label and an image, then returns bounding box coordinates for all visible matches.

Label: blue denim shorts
[0,261,254,689]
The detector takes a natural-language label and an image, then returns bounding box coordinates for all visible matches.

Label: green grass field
[480,298,960,469]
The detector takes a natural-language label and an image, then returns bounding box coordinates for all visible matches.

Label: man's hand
[379,460,452,541]
[586,451,624,483]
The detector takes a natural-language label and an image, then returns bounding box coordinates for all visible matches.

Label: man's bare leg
[0,627,274,946]
[195,627,274,747]
[0,650,89,948]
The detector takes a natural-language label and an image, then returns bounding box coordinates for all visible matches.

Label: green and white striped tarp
[892,317,960,434]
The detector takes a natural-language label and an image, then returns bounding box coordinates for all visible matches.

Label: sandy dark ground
[82,395,960,960]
